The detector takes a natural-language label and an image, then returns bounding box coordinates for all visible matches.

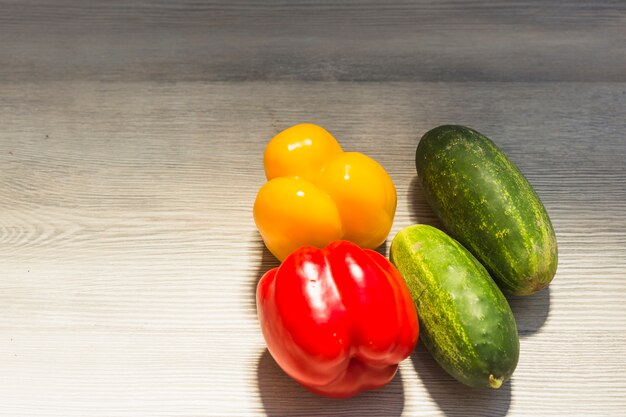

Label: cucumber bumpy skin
[415,125,557,296]
[390,224,519,389]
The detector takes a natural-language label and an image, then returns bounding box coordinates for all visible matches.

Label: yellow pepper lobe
[253,177,343,261]
[315,152,397,249]
[264,123,343,182]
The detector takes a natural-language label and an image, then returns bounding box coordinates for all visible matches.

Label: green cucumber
[391,224,519,389]
[415,125,557,296]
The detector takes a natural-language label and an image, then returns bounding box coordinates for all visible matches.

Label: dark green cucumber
[390,224,519,389]
[415,125,557,296]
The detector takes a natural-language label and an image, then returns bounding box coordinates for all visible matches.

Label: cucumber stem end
[489,374,503,389]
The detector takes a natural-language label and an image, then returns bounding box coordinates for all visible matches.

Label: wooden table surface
[1,1,625,416]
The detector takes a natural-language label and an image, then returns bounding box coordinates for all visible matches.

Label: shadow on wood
[374,240,388,257]
[412,343,512,417]
[408,176,443,228]
[257,349,405,417]
[252,237,281,306]
[507,286,551,337]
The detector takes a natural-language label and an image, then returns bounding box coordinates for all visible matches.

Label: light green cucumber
[390,224,519,389]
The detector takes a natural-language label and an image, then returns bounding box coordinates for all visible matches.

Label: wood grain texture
[1,81,625,416]
[1,1,626,416]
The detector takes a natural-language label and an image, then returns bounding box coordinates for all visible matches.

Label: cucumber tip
[489,374,504,389]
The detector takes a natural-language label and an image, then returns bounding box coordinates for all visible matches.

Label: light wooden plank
[1,80,625,416]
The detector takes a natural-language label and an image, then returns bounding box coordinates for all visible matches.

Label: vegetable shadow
[408,176,443,228]
[257,349,405,417]
[374,240,388,257]
[507,286,551,337]
[252,237,280,305]
[411,343,512,417]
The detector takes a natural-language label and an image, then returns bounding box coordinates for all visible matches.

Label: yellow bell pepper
[253,123,397,261]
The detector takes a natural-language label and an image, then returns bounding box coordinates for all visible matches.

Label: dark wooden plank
[1,0,625,82]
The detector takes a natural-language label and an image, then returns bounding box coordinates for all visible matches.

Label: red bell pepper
[257,240,419,398]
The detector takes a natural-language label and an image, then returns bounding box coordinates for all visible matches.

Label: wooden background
[1,1,625,416]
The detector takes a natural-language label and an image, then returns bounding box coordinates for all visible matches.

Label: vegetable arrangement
[253,123,557,397]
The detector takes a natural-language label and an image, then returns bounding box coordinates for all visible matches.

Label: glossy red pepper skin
[257,241,419,398]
